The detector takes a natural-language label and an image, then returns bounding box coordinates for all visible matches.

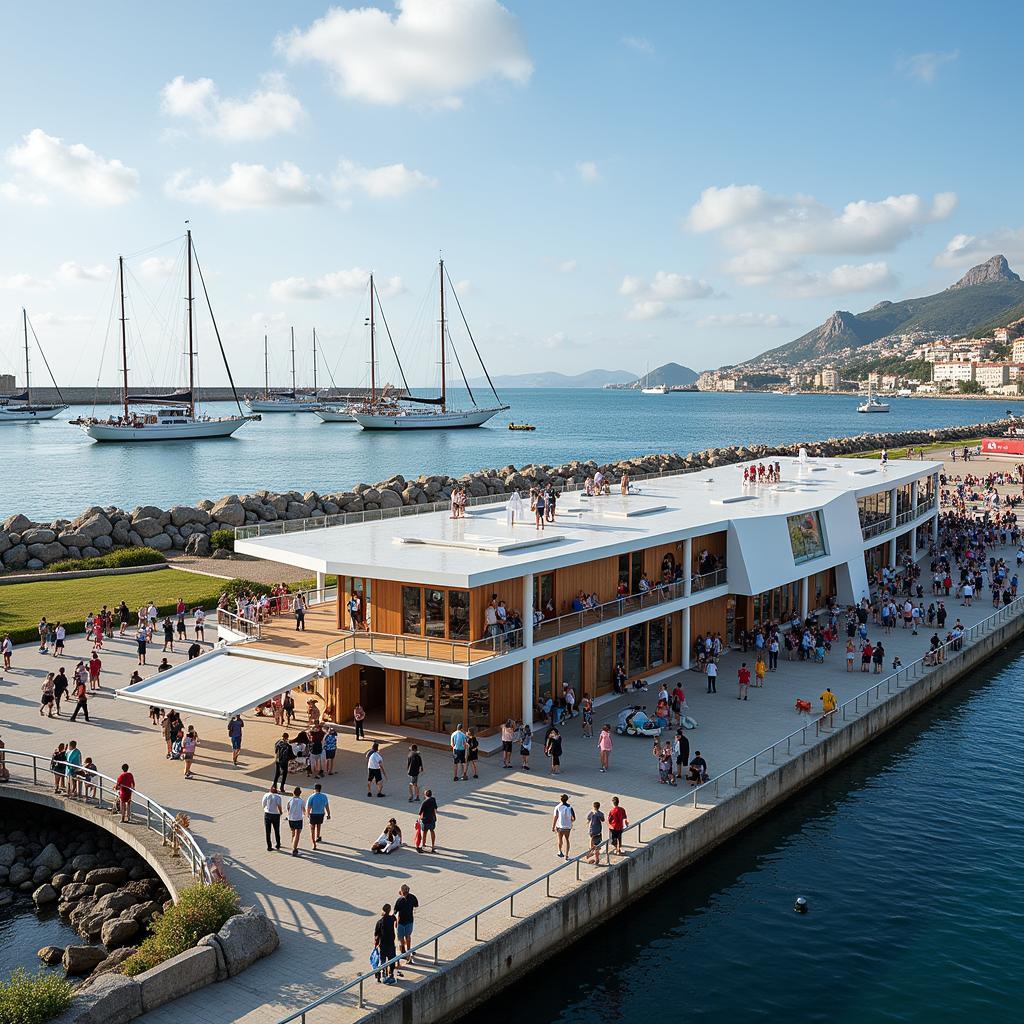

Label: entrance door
[360,666,386,714]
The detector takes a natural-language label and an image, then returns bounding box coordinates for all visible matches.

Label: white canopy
[115,648,319,720]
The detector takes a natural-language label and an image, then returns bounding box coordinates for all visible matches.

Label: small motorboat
[508,422,536,431]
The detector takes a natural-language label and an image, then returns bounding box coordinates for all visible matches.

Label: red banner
[981,437,1024,456]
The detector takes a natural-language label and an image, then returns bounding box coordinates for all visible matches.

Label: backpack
[171,740,182,760]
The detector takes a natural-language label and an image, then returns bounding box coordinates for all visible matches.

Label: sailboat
[244,327,320,413]
[640,365,668,395]
[71,230,257,442]
[0,310,68,422]
[351,257,509,430]
[857,382,890,414]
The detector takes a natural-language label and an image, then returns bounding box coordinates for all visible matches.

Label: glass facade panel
[467,675,490,731]
[666,615,674,662]
[448,589,470,641]
[648,618,665,667]
[438,677,465,733]
[402,586,421,635]
[536,573,555,618]
[788,511,828,563]
[536,656,554,706]
[561,645,582,693]
[403,672,434,728]
[631,551,643,593]
[628,623,646,674]
[424,588,446,638]
[597,634,614,693]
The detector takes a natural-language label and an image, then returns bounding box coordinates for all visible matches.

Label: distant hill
[630,362,699,387]
[473,368,639,388]
[746,255,1024,366]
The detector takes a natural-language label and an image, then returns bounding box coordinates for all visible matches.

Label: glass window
[424,588,446,638]
[615,632,626,675]
[649,618,665,667]
[403,672,434,728]
[628,623,646,675]
[467,675,489,731]
[597,634,614,693]
[561,645,582,694]
[448,589,470,641]
[536,573,555,618]
[438,677,465,734]
[402,586,421,635]
[631,551,643,594]
[536,656,554,707]
[667,614,674,661]
[788,511,828,563]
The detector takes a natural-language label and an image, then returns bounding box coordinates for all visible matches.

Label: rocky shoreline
[0,419,1007,570]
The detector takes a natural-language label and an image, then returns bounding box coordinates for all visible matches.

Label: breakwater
[0,418,1004,571]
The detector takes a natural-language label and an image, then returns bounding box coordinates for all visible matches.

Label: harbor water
[462,641,1024,1024]
[0,391,1010,519]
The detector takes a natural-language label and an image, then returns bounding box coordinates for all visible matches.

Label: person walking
[262,784,283,851]
[273,733,292,789]
[552,793,575,858]
[286,786,305,856]
[598,723,613,772]
[545,727,563,774]
[607,796,628,855]
[407,743,423,802]
[305,783,331,850]
[585,801,605,865]
[418,789,438,853]
[324,727,338,776]
[820,687,838,726]
[500,719,515,768]
[373,904,399,984]
[394,884,419,964]
[182,725,199,779]
[450,723,468,781]
[353,702,366,741]
[366,741,387,797]
[69,675,90,723]
[227,715,244,767]
[737,662,751,701]
[40,673,55,717]
[293,592,306,631]
[519,724,533,769]
[115,763,135,822]
[705,659,718,694]
[52,667,69,715]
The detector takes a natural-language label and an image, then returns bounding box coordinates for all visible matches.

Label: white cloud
[33,312,94,328]
[0,273,53,291]
[556,259,577,273]
[57,260,111,283]
[899,51,958,84]
[934,229,1024,269]
[454,279,472,295]
[270,267,403,301]
[249,311,287,328]
[626,300,676,321]
[165,162,323,210]
[0,180,48,205]
[722,249,800,285]
[542,330,580,350]
[140,257,177,278]
[782,261,895,298]
[5,129,138,205]
[160,73,305,141]
[278,0,532,107]
[621,270,714,303]
[333,158,437,198]
[622,36,654,55]
[576,160,600,184]
[697,312,788,329]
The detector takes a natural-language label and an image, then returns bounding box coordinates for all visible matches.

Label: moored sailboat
[0,309,68,423]
[244,327,321,413]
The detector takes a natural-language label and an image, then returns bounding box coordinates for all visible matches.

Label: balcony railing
[216,586,337,641]
[324,627,525,666]
[895,507,918,527]
[861,517,892,540]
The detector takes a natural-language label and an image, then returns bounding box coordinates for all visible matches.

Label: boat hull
[0,405,66,422]
[244,399,319,413]
[353,406,506,430]
[857,405,890,413]
[314,407,357,423]
[81,417,252,442]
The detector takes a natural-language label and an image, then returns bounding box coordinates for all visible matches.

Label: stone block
[8,863,32,886]
[62,944,107,975]
[22,527,57,545]
[217,909,279,977]
[100,916,139,949]
[2,543,29,568]
[84,866,127,886]
[38,944,64,965]
[69,973,143,1024]
[131,517,164,539]
[210,497,245,526]
[197,933,228,981]
[78,513,113,539]
[138,945,217,1012]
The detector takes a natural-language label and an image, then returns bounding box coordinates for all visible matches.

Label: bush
[121,881,240,977]
[46,547,167,574]
[209,529,235,552]
[0,968,74,1024]
[218,577,273,602]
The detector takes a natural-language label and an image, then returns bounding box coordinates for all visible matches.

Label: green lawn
[0,568,226,645]
[851,437,985,460]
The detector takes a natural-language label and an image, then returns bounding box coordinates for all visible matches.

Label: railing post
[358,978,364,1009]
[434,938,439,964]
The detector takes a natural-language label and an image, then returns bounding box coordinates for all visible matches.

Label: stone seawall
[0,419,1004,571]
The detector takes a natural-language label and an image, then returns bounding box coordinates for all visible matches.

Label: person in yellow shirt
[820,687,837,725]
[754,654,766,687]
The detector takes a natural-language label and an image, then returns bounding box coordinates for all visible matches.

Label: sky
[0,0,1021,388]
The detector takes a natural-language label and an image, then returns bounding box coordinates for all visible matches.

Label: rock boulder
[216,909,280,977]
[63,944,107,975]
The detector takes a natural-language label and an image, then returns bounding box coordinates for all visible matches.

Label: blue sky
[0,0,1020,387]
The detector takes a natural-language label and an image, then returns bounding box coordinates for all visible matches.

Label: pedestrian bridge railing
[277,592,1024,1022]
[0,748,211,883]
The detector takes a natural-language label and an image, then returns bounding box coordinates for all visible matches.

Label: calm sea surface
[0,389,1010,519]
[463,642,1024,1024]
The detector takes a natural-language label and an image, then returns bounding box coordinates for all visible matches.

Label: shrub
[46,547,167,574]
[0,968,74,1024]
[121,881,240,977]
[218,577,273,602]
[209,529,235,552]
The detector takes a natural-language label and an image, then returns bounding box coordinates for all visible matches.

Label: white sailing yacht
[640,365,668,394]
[351,257,508,430]
[0,310,68,423]
[72,230,256,442]
[244,327,320,413]
[857,382,890,414]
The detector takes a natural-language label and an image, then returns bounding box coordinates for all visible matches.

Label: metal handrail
[324,627,525,666]
[0,749,211,883]
[217,586,339,640]
[278,590,1024,1023]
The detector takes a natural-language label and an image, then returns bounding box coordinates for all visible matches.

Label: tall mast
[439,256,446,411]
[263,333,269,398]
[290,326,296,395]
[369,273,376,402]
[22,308,30,408]
[186,228,195,416]
[312,328,318,391]
[119,257,129,418]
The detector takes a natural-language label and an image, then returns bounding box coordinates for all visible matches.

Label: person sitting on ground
[686,751,709,786]
[371,819,403,854]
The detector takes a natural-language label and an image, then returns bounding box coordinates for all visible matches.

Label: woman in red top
[607,797,628,856]
[115,763,135,823]
[88,654,102,690]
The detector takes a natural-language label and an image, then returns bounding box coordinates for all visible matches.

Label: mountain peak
[948,254,1020,291]
[822,310,857,339]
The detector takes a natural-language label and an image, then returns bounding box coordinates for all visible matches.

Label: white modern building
[932,361,976,385]
[118,456,940,736]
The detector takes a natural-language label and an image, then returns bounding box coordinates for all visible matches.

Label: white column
[681,606,691,670]
[910,526,917,560]
[800,576,809,620]
[522,572,534,647]
[910,479,918,516]
[521,660,534,728]
[316,571,326,593]
[931,512,939,544]
[521,573,534,726]
[889,487,897,532]
[683,537,693,597]
[888,537,897,565]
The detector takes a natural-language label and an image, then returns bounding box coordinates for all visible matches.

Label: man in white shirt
[262,784,283,851]
[286,786,305,857]
[193,607,206,642]
[705,660,718,694]
[551,794,576,859]
[366,742,387,797]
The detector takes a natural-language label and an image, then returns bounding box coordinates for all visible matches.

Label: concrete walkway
[0,454,1017,1024]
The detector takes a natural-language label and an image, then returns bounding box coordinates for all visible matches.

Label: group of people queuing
[47,739,136,823]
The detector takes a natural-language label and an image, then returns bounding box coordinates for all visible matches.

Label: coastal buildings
[127,456,940,738]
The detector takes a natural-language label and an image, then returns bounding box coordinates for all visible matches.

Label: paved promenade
[0,454,1016,1024]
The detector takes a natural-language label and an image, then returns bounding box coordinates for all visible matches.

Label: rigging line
[373,279,410,394]
[314,333,339,390]
[446,327,477,406]
[122,233,185,261]
[91,277,121,415]
[25,315,66,404]
[444,264,502,406]
[191,244,243,414]
[328,296,365,386]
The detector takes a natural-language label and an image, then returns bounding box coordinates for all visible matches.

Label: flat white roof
[235,456,939,588]
[115,648,319,719]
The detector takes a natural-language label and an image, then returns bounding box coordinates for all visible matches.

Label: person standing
[40,674,55,717]
[394,884,419,964]
[353,702,366,741]
[305,783,331,850]
[115,763,135,823]
[88,652,102,691]
[53,622,66,657]
[768,634,780,671]
[324,727,338,776]
[737,662,751,701]
[64,740,83,798]
[366,741,387,797]
[227,715,244,767]
[69,675,90,723]
[552,793,575,858]
[136,625,148,667]
[598,723,613,772]
[286,786,305,856]
[519,724,533,769]
[273,733,292,789]
[673,729,690,781]
[500,719,515,768]
[162,617,175,653]
[545,727,563,774]
[373,904,399,984]
[194,607,206,642]
[283,691,296,725]
[293,592,306,631]
[450,723,468,781]
[52,668,69,715]
[705,659,718,694]
[585,801,605,865]
[466,728,480,779]
[182,725,199,779]
[607,796,628,855]
[262,784,283,851]
[407,743,423,802]
[418,789,438,853]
